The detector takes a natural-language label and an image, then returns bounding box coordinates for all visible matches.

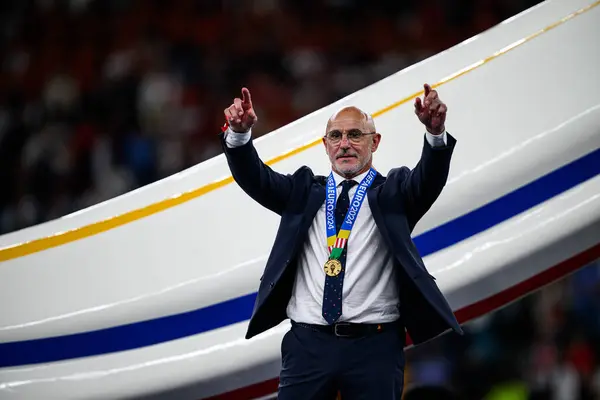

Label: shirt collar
[331,169,371,187]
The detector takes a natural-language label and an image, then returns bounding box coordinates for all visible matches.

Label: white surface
[1,0,600,398]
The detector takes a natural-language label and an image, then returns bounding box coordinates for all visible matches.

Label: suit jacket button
[269,282,274,289]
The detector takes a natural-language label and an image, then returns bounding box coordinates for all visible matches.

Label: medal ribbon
[325,168,377,259]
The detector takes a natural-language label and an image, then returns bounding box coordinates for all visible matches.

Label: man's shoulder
[373,167,408,197]
[291,165,327,186]
[383,166,410,182]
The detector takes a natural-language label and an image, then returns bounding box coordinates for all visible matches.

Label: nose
[339,134,351,147]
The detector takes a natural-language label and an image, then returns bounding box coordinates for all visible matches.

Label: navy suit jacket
[219,131,463,345]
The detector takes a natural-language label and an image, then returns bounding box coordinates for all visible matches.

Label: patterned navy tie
[322,179,357,324]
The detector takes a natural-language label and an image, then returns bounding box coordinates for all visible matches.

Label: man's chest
[310,195,377,243]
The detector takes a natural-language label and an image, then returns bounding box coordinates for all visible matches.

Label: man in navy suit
[220,84,463,399]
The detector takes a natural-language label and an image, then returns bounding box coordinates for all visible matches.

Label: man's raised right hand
[224,87,258,133]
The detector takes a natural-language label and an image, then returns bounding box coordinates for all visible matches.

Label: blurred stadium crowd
[1,0,598,399]
[0,0,543,233]
[405,260,600,400]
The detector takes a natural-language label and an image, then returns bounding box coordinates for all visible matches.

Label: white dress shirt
[224,126,447,325]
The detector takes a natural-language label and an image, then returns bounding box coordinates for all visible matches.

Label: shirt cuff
[425,129,447,147]
[224,127,252,148]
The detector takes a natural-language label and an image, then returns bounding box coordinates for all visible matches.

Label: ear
[322,137,329,154]
[371,133,381,152]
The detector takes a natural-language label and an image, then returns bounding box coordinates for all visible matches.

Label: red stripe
[454,242,600,323]
[204,378,279,400]
[204,242,600,399]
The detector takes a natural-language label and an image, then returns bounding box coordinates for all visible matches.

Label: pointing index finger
[242,87,252,105]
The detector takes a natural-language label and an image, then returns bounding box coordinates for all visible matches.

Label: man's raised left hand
[414,83,447,135]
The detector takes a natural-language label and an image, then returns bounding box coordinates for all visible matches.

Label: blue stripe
[414,148,600,256]
[1,148,599,368]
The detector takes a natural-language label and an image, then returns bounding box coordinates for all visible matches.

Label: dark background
[0,0,543,233]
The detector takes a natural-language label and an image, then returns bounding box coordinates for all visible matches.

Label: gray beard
[334,156,371,179]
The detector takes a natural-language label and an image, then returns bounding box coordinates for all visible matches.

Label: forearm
[220,127,293,215]
[402,131,456,223]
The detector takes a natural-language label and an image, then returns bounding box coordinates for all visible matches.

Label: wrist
[222,120,252,134]
[230,125,250,134]
[426,126,445,135]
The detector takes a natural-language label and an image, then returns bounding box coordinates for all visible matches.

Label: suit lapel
[367,172,386,206]
[368,172,389,239]
[306,176,326,222]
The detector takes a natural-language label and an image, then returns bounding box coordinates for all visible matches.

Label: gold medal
[324,259,342,277]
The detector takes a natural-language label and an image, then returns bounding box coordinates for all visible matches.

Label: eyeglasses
[324,129,376,144]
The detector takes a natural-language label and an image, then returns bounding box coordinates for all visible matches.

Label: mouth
[336,155,357,160]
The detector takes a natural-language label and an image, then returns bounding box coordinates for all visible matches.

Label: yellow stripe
[1,1,597,263]
[337,230,351,240]
[327,236,336,246]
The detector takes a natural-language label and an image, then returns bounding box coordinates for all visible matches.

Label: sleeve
[424,130,447,147]
[219,127,294,216]
[400,132,457,230]
[224,127,252,148]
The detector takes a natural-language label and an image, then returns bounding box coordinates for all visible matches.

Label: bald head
[322,105,381,179]
[326,106,375,134]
